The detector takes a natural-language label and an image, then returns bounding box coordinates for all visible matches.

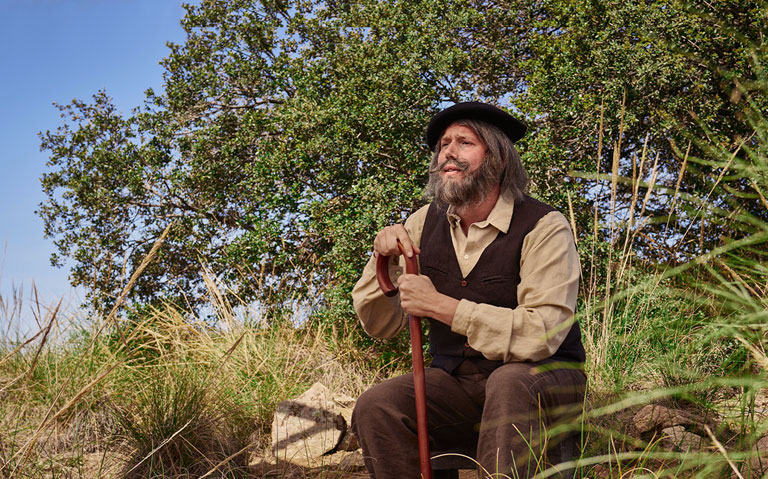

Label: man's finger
[373,224,418,258]
[395,228,416,257]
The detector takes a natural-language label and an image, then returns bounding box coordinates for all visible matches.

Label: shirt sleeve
[450,211,580,362]
[351,206,429,338]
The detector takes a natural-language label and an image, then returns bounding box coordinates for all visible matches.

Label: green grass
[4,203,765,479]
[0,297,394,478]
[3,59,768,479]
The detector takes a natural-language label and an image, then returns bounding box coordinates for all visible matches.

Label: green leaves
[38,0,767,326]
[39,0,469,315]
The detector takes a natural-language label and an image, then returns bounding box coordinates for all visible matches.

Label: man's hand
[397,274,459,326]
[373,224,421,258]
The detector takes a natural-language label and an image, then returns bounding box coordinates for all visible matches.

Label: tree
[39,0,517,315]
[511,0,768,262]
[39,0,766,324]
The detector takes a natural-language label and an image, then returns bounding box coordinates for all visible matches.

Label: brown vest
[419,196,586,374]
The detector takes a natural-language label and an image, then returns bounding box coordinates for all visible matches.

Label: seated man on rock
[351,102,587,479]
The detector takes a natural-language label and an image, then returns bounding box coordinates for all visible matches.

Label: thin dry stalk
[201,265,237,330]
[4,223,172,474]
[198,438,260,479]
[608,148,661,284]
[718,260,763,299]
[7,361,120,474]
[582,100,606,372]
[207,329,247,383]
[664,141,691,237]
[124,419,193,476]
[590,100,605,290]
[0,323,49,369]
[0,302,60,409]
[615,149,642,287]
[600,94,626,367]
[609,136,621,245]
[734,336,768,371]
[638,151,660,220]
[704,425,744,479]
[673,135,750,255]
[751,179,768,211]
[107,223,174,328]
[566,190,578,245]
[609,91,627,237]
[25,300,60,379]
[0,286,23,337]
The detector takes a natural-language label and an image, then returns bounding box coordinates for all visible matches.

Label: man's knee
[484,362,586,429]
[353,382,391,420]
[486,362,539,400]
[352,374,415,433]
[488,363,584,400]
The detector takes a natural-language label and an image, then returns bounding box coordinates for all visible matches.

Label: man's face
[427,122,499,210]
[436,124,487,182]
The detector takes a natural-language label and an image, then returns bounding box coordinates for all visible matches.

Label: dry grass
[0,273,397,478]
[555,88,768,478]
[3,67,768,478]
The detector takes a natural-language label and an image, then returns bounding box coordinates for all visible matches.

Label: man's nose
[443,141,458,159]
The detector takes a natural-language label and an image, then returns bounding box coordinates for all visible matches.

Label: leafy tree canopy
[39,0,767,319]
[516,0,768,260]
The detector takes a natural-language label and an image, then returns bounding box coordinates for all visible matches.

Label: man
[351,102,586,479]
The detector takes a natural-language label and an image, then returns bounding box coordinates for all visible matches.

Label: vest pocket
[474,274,517,305]
[479,274,513,285]
[421,263,449,275]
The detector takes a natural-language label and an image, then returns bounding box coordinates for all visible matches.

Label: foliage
[517,0,768,260]
[10,70,768,471]
[39,0,471,314]
[38,0,768,326]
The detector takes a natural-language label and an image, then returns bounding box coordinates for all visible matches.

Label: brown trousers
[351,361,586,479]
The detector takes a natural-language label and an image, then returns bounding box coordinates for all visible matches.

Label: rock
[633,404,697,434]
[337,427,359,452]
[738,434,768,479]
[333,391,359,451]
[589,464,612,479]
[337,449,367,470]
[759,434,768,453]
[271,382,358,467]
[659,426,703,451]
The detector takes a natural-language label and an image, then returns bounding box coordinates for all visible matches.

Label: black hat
[425,102,527,151]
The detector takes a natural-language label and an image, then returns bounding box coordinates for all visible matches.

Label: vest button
[464,342,470,348]
[460,280,467,287]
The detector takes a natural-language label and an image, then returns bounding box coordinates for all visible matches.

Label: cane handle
[375,241,419,296]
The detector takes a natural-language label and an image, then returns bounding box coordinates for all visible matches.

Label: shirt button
[463,254,469,260]
[460,280,467,287]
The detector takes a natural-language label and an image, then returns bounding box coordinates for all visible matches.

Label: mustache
[429,158,470,174]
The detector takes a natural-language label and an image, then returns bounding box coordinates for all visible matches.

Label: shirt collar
[445,193,516,234]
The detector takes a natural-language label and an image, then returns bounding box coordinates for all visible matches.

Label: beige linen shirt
[351,194,580,363]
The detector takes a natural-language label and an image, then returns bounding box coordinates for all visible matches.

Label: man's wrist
[429,294,459,326]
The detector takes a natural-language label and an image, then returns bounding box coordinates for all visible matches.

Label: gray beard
[426,158,499,210]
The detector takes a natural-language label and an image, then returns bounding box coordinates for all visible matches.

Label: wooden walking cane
[376,242,432,479]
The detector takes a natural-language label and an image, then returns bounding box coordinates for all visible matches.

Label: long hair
[428,119,529,203]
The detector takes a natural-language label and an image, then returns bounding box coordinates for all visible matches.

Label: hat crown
[425,102,526,151]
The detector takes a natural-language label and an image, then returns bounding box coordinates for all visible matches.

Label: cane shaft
[375,241,432,479]
[410,314,431,479]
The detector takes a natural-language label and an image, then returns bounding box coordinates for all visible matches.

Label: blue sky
[0,1,193,332]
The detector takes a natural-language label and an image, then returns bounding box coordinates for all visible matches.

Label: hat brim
[426,102,526,151]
